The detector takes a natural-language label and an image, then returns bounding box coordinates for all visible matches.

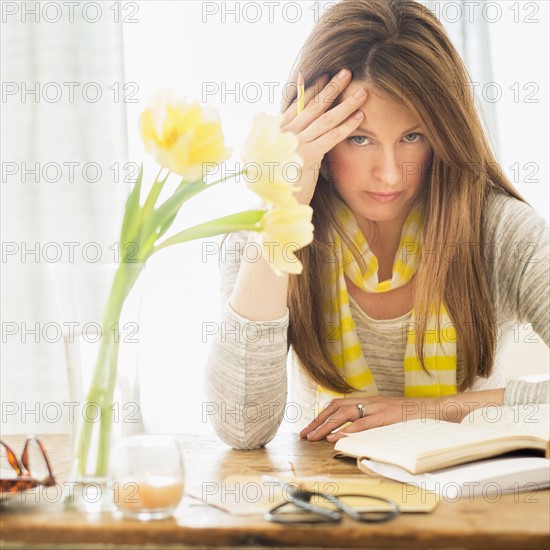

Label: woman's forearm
[439,379,550,423]
[229,231,290,321]
[204,303,289,449]
[439,389,505,422]
[204,230,292,449]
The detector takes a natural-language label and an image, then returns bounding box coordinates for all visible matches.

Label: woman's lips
[365,191,403,203]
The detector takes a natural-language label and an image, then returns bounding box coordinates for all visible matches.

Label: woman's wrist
[438,388,505,423]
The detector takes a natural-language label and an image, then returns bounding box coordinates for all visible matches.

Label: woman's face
[325,82,433,228]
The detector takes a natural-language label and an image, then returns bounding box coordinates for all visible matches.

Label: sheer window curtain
[1,3,128,433]
[424,0,549,223]
[425,0,499,153]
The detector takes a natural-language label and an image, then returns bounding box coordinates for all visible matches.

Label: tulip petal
[241,113,304,208]
[139,90,230,178]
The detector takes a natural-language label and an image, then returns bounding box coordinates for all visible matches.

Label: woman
[205,0,549,449]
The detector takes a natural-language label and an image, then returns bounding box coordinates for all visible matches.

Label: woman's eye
[404,132,422,143]
[348,135,368,145]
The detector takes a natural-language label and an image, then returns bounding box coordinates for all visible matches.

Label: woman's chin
[354,205,405,224]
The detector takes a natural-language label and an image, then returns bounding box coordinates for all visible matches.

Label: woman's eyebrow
[355,124,421,137]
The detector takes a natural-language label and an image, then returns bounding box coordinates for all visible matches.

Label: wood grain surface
[1,433,548,549]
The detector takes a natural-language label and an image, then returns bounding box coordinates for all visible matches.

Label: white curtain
[1,2,128,433]
[424,0,499,155]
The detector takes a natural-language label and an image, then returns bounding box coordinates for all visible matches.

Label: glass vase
[50,262,146,512]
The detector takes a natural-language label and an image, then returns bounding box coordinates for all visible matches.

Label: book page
[463,404,549,440]
[359,456,550,498]
[336,419,504,458]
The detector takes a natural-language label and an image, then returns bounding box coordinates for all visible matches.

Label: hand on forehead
[336,80,374,102]
[335,80,423,137]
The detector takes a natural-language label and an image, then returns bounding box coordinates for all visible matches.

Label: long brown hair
[282,0,526,393]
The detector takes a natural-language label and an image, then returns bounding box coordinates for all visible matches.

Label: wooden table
[1,433,548,549]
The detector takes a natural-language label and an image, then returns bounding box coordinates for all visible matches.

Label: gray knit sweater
[205,190,550,449]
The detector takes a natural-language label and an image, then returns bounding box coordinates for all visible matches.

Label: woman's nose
[372,149,403,188]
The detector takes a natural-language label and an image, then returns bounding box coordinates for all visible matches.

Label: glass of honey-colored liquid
[109,435,184,520]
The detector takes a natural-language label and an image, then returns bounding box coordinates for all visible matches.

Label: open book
[334,404,550,475]
[357,456,550,499]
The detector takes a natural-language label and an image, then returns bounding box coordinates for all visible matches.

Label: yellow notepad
[187,475,438,515]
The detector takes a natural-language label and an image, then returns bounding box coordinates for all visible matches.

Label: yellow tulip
[259,204,314,275]
[241,113,303,208]
[139,89,231,180]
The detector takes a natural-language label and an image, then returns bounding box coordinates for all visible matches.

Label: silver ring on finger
[356,403,366,419]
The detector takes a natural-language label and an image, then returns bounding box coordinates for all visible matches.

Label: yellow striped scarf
[317,195,458,404]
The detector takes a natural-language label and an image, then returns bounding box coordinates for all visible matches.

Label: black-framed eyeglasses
[265,485,400,524]
[1,435,56,498]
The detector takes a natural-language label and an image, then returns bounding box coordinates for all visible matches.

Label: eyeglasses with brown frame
[1,435,56,498]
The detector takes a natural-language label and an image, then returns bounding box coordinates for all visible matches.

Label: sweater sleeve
[489,192,549,345]
[203,231,289,449]
[485,191,550,404]
[503,379,550,406]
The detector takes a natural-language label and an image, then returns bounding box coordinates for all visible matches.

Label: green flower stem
[153,210,265,253]
[93,337,120,477]
[137,170,246,261]
[141,168,168,222]
[95,264,144,476]
[203,169,246,188]
[75,262,144,477]
[119,165,143,255]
